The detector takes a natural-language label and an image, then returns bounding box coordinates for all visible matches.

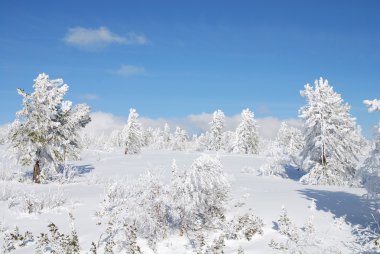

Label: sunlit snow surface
[0,145,371,253]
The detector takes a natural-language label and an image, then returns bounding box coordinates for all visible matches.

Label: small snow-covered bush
[225,212,264,241]
[35,213,80,254]
[171,155,230,232]
[2,227,34,253]
[8,189,66,214]
[269,205,344,253]
[97,171,169,252]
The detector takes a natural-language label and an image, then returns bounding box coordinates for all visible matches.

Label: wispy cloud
[116,65,146,77]
[64,26,147,49]
[81,94,99,100]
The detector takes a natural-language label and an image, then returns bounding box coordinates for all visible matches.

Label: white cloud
[84,111,302,140]
[64,26,147,48]
[84,112,126,136]
[116,65,146,77]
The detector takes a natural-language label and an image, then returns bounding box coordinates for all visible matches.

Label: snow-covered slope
[0,145,372,253]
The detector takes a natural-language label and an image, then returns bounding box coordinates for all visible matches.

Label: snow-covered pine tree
[209,110,225,151]
[360,99,380,198]
[299,77,363,185]
[163,123,172,148]
[234,108,259,154]
[8,73,91,183]
[172,126,188,151]
[276,122,304,167]
[121,108,143,154]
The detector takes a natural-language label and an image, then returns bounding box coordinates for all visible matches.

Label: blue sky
[0,0,379,137]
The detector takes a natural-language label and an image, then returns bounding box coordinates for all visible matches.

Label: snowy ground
[0,145,374,253]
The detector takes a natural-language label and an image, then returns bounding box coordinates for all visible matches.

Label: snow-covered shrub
[171,155,230,232]
[349,222,380,253]
[205,235,225,254]
[258,141,287,177]
[35,213,80,254]
[8,189,66,214]
[276,122,304,168]
[172,126,188,151]
[221,131,236,153]
[224,212,264,241]
[269,205,343,253]
[234,108,259,154]
[2,227,34,253]
[299,78,363,185]
[97,171,169,252]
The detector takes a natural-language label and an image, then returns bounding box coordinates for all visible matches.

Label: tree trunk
[33,160,41,183]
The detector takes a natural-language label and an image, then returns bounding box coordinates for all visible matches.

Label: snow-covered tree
[121,108,143,154]
[359,99,380,198]
[234,108,259,154]
[209,110,225,151]
[299,78,363,185]
[172,126,188,151]
[8,73,91,183]
[276,122,304,167]
[171,155,230,231]
[163,123,172,148]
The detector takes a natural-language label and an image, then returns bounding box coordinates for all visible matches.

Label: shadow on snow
[297,188,377,228]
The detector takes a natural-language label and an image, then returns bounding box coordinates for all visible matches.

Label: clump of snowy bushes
[0,182,67,215]
[269,204,348,253]
[2,227,34,253]
[2,213,80,254]
[95,155,263,253]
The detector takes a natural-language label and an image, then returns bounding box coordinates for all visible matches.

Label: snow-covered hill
[0,145,373,253]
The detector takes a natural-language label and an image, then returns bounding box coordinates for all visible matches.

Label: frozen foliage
[8,188,66,214]
[36,213,80,254]
[8,73,91,183]
[95,155,241,252]
[359,99,380,198]
[224,212,264,241]
[97,172,169,251]
[364,99,380,113]
[172,155,230,232]
[0,125,9,145]
[122,108,143,154]
[209,110,225,151]
[258,141,287,177]
[349,221,380,253]
[234,108,259,154]
[299,78,363,185]
[359,124,380,198]
[269,204,343,253]
[2,227,34,253]
[276,122,304,167]
[172,126,188,151]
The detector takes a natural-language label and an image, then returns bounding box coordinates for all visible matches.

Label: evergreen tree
[299,78,363,185]
[163,123,172,149]
[276,122,304,167]
[8,73,90,183]
[209,110,225,151]
[121,108,143,154]
[234,108,259,154]
[172,126,188,151]
[360,99,380,197]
